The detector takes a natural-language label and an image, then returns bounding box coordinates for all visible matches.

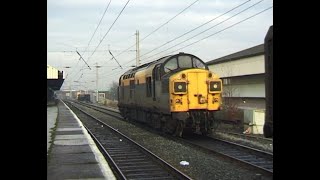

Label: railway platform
[47,100,116,179]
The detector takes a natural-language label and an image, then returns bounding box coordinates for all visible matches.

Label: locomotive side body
[118,53,222,136]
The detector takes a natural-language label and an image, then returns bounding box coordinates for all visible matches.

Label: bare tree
[222,79,241,122]
[213,65,242,132]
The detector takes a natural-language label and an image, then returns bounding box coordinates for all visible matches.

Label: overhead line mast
[136,30,140,67]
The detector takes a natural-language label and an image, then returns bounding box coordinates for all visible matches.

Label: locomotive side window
[178,55,192,68]
[164,58,178,73]
[193,58,206,69]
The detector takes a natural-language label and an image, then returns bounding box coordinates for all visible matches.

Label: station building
[207,44,265,110]
[206,44,266,133]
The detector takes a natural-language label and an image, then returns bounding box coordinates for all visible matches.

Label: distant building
[207,44,265,110]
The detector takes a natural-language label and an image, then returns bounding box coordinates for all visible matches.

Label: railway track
[75,101,123,119]
[66,101,191,180]
[215,130,273,142]
[71,101,273,176]
[178,134,273,175]
[212,130,273,154]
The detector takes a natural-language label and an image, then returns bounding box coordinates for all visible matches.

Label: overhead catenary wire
[47,49,134,53]
[83,0,112,56]
[71,58,127,83]
[70,0,131,82]
[59,1,272,88]
[65,0,112,81]
[112,0,200,59]
[95,0,201,77]
[145,6,273,64]
[141,0,266,63]
[120,0,264,66]
[140,0,251,58]
[141,0,199,42]
[87,0,131,62]
[99,67,130,79]
[76,51,91,70]
[109,50,123,69]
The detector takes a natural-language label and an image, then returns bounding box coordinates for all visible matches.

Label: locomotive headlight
[173,81,187,94]
[209,81,221,92]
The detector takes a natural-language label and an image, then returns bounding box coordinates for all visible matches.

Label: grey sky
[47,0,273,91]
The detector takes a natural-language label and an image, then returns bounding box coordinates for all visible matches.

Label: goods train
[263,25,273,138]
[77,94,91,103]
[118,52,222,137]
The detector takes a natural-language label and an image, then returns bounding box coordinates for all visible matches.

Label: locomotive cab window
[178,55,192,68]
[193,58,206,69]
[163,55,208,74]
[164,58,178,73]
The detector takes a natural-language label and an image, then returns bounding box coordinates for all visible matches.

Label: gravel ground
[100,103,273,153]
[212,123,273,153]
[211,132,273,153]
[70,103,272,180]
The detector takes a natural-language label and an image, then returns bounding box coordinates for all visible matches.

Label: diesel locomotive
[118,52,222,136]
[77,94,91,103]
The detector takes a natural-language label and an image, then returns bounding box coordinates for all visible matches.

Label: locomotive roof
[122,53,197,75]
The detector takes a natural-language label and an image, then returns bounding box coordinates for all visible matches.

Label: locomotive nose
[193,94,207,104]
[187,72,208,109]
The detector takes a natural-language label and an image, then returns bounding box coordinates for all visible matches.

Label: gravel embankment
[212,122,273,153]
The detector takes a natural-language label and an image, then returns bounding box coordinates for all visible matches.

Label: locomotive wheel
[162,116,177,135]
[201,128,212,136]
[201,130,208,136]
[211,119,221,133]
[174,120,185,137]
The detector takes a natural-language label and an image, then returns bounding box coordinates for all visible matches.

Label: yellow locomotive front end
[169,69,222,112]
[169,68,222,136]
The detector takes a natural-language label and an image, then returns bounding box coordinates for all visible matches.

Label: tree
[212,65,242,132]
[108,81,118,101]
[222,79,241,122]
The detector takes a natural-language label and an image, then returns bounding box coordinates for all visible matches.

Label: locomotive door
[187,72,208,109]
[152,64,161,101]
